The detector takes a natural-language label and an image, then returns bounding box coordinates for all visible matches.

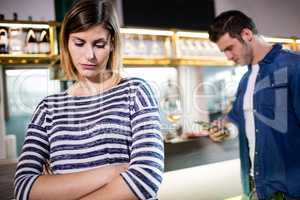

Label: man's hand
[181,118,231,142]
[207,119,230,142]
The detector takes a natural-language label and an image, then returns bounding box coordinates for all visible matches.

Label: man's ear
[241,28,253,42]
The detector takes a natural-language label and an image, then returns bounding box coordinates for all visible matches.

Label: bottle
[25,29,39,53]
[0,14,9,53]
[38,29,50,53]
[25,16,39,54]
[9,13,24,54]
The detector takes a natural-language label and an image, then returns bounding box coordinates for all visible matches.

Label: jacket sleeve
[290,64,300,123]
[14,100,50,200]
[227,87,242,126]
[120,80,164,200]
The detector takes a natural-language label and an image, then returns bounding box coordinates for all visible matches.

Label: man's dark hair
[208,10,258,43]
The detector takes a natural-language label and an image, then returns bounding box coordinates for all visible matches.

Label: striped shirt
[14,77,164,200]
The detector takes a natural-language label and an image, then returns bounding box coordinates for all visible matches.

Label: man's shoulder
[277,49,300,64]
[272,50,300,78]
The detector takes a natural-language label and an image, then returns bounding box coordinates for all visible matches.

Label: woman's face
[68,24,112,81]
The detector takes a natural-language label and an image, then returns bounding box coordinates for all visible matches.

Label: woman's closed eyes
[74,41,108,49]
[72,37,109,49]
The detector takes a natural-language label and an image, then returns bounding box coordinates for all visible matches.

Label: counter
[0,159,17,200]
[164,136,239,171]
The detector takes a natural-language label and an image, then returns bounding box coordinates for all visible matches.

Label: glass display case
[121,28,174,66]
[173,31,233,66]
[0,19,59,65]
[120,28,235,67]
[49,27,300,80]
[263,36,296,50]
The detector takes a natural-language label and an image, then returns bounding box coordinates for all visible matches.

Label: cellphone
[194,121,230,135]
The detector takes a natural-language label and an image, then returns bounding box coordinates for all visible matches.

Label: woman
[14,0,164,199]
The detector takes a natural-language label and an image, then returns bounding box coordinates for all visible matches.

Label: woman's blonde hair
[60,0,122,80]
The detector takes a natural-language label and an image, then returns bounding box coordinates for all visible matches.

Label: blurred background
[1,0,300,199]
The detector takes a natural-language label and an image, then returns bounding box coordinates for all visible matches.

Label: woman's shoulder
[123,77,152,88]
[36,91,69,107]
[29,92,68,124]
[43,91,68,101]
[123,76,145,83]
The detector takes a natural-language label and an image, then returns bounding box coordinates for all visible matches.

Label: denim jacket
[228,44,300,199]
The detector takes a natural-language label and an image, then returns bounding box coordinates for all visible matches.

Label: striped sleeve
[121,80,164,200]
[14,100,50,200]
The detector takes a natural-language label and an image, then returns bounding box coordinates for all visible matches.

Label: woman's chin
[79,72,99,80]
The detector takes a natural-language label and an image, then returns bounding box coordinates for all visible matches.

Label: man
[206,10,300,200]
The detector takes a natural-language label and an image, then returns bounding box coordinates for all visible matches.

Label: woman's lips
[81,64,96,70]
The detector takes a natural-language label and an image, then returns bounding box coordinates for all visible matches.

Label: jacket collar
[247,43,282,70]
[258,43,282,65]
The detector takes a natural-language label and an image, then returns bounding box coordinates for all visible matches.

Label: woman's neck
[70,72,120,97]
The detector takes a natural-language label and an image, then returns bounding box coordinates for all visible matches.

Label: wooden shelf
[0,54,59,65]
[0,20,59,65]
[123,58,171,66]
[172,57,234,66]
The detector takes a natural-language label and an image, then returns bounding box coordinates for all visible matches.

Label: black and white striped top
[14,77,164,200]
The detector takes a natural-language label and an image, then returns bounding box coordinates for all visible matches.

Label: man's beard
[240,42,254,66]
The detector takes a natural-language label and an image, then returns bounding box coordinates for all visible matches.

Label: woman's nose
[85,46,96,61]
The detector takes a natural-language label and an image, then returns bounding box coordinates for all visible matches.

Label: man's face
[216,32,253,66]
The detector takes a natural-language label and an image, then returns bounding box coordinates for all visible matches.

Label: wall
[214,0,300,38]
[0,67,5,159]
[0,0,55,20]
[2,0,300,37]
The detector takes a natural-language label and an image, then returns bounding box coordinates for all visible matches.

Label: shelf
[123,58,171,66]
[0,54,59,65]
[1,25,297,68]
[0,20,59,65]
[172,57,234,66]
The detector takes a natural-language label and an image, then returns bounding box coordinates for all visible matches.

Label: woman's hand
[105,163,129,182]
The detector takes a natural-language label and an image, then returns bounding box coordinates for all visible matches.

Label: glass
[137,34,147,56]
[161,80,182,139]
[9,26,24,54]
[123,34,135,56]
